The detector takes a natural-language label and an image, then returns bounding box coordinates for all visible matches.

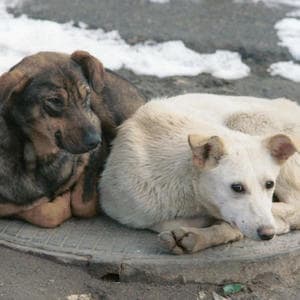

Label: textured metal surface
[0,216,300,283]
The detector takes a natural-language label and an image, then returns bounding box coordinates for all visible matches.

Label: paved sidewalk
[1,216,300,284]
[1,1,300,299]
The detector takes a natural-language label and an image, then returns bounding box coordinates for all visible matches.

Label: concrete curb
[0,217,299,283]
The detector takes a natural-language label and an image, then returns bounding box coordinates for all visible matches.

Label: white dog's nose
[257,226,275,240]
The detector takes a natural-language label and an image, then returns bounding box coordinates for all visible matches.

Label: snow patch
[120,46,250,79]
[274,18,300,60]
[239,0,300,8]
[149,0,170,3]
[269,61,300,82]
[266,1,300,81]
[0,0,249,79]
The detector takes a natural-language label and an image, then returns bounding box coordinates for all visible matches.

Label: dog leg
[153,220,243,255]
[0,197,49,217]
[16,192,72,228]
[70,174,99,218]
[273,202,300,232]
[272,202,293,234]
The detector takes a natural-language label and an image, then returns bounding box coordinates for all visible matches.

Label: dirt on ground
[1,246,299,300]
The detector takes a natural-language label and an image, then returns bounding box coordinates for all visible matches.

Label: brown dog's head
[0,50,104,155]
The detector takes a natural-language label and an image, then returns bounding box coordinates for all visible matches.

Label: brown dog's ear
[265,134,297,164]
[0,69,30,114]
[71,50,105,94]
[188,134,226,170]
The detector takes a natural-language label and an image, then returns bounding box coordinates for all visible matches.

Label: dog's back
[100,98,240,228]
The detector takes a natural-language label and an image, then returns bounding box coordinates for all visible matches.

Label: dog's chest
[37,152,88,198]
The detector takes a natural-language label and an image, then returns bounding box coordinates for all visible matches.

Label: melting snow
[274,18,300,60]
[0,1,250,79]
[269,10,300,81]
[148,0,170,3]
[269,61,300,82]
[239,0,300,7]
[251,0,300,81]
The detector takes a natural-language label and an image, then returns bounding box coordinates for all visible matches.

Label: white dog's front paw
[158,227,200,255]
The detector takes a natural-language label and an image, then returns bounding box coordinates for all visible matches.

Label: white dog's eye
[265,181,274,189]
[231,183,246,193]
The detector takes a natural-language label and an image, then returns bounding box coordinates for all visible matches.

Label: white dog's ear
[265,134,297,164]
[188,135,225,169]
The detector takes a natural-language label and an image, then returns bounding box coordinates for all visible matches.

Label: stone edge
[1,238,300,284]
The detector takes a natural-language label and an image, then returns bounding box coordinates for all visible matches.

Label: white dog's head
[188,133,297,240]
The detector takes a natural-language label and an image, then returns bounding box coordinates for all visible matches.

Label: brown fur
[0,50,146,227]
[17,192,72,228]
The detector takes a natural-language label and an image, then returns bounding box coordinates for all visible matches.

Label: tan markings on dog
[78,84,90,100]
[56,153,90,196]
[29,105,67,157]
[31,131,60,157]
[30,105,41,120]
[70,173,99,218]
[17,192,71,228]
[0,197,49,217]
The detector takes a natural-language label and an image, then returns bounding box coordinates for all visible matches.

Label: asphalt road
[0,246,205,300]
[1,245,300,300]
[14,0,300,101]
[2,0,300,299]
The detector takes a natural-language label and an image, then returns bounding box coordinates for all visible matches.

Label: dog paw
[275,217,290,235]
[158,227,199,255]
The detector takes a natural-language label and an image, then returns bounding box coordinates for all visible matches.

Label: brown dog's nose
[83,131,101,150]
[257,226,275,240]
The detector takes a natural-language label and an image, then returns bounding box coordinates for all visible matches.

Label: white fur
[100,94,300,240]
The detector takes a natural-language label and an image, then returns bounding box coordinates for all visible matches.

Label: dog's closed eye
[43,97,64,117]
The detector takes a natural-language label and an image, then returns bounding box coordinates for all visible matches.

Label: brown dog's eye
[43,97,64,117]
[49,97,64,106]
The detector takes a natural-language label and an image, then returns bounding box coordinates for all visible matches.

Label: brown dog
[0,50,146,227]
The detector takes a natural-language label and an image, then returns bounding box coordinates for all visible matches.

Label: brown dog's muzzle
[82,128,101,151]
[55,126,101,154]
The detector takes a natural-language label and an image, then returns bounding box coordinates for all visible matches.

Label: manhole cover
[0,216,299,283]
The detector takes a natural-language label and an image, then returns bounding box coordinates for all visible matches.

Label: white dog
[100,94,300,254]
